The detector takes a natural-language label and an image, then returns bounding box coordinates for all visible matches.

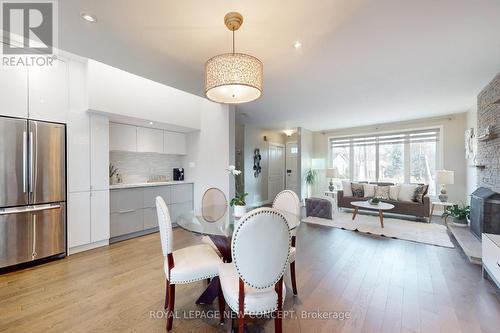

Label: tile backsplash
[110,151,185,183]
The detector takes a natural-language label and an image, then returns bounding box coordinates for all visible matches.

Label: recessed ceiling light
[80,12,97,23]
[293,41,302,49]
[149,121,154,125]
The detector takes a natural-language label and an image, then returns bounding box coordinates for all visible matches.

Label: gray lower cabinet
[143,207,158,229]
[110,183,193,242]
[110,209,143,238]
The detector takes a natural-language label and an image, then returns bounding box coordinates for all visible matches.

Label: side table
[430,201,455,223]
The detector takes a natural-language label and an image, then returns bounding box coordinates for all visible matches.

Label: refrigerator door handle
[0,204,61,215]
[29,130,34,195]
[23,131,27,193]
[32,214,37,259]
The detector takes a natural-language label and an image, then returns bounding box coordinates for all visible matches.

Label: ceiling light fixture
[283,129,295,137]
[293,41,302,49]
[205,12,263,104]
[80,12,97,23]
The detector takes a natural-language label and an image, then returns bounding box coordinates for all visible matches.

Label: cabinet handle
[118,209,137,214]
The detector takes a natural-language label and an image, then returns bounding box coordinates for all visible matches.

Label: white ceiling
[59,0,500,131]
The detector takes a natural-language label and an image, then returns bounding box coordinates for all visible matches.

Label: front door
[285,142,299,195]
[268,143,285,202]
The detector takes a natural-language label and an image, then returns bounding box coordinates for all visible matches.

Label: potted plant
[442,204,470,227]
[305,169,316,198]
[227,165,248,217]
[369,197,381,205]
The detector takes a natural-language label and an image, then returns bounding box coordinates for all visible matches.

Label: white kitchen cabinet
[90,114,109,191]
[137,127,163,153]
[28,60,68,123]
[0,67,28,118]
[91,190,110,242]
[164,131,187,155]
[67,60,90,193]
[109,122,137,152]
[68,192,91,248]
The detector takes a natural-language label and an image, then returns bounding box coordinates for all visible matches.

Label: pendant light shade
[205,12,263,104]
[205,53,263,104]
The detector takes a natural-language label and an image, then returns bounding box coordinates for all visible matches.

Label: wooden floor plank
[1,220,499,333]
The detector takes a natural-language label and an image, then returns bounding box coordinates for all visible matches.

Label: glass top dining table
[174,205,301,305]
[175,205,301,238]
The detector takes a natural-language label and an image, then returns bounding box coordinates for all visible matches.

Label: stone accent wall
[477,73,500,192]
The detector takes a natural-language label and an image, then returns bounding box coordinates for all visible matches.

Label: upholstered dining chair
[272,190,301,295]
[201,187,228,222]
[155,197,222,331]
[218,208,291,333]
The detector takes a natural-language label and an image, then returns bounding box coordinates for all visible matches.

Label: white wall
[465,104,478,201]
[185,102,233,210]
[312,114,468,204]
[242,125,286,206]
[299,127,313,201]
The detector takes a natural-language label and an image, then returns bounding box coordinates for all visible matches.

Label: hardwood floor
[1,222,499,333]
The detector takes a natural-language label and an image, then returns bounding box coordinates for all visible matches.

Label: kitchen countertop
[109,181,193,190]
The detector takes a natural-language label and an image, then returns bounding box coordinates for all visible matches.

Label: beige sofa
[337,182,430,220]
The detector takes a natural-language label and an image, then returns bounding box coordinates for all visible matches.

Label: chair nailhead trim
[168,272,218,285]
[232,208,292,289]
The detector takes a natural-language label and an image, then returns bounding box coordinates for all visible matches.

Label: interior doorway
[268,142,285,202]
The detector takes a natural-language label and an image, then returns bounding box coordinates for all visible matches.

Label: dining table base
[196,235,232,305]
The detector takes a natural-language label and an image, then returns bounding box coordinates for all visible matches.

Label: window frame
[327,126,443,188]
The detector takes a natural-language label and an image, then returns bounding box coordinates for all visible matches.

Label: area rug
[302,212,454,248]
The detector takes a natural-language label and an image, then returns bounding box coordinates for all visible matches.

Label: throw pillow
[389,186,400,200]
[363,184,376,197]
[342,180,353,196]
[374,186,390,200]
[351,183,364,198]
[412,184,428,203]
[398,184,418,202]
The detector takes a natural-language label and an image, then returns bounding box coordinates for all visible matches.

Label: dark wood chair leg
[218,279,225,325]
[290,261,298,295]
[275,276,284,333]
[164,279,169,310]
[207,278,211,285]
[167,284,175,331]
[238,278,245,333]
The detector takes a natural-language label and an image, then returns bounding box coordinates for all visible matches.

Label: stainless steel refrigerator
[0,116,66,270]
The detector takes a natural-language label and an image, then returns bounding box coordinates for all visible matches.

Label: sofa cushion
[363,184,376,197]
[342,180,352,196]
[389,186,400,200]
[412,184,428,203]
[351,183,364,198]
[374,186,390,200]
[398,184,418,202]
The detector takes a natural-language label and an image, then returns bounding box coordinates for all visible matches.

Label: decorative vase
[234,205,247,218]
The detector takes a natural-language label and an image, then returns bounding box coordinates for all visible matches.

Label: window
[331,139,350,179]
[329,128,440,195]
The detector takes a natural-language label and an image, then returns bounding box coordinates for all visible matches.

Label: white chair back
[231,207,291,289]
[273,190,301,234]
[202,187,227,222]
[156,196,173,256]
[272,190,301,216]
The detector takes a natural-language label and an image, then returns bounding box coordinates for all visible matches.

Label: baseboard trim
[69,240,109,255]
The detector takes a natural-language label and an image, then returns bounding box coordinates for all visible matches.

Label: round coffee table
[351,201,395,228]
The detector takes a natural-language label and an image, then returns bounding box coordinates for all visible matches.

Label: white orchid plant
[226,165,248,207]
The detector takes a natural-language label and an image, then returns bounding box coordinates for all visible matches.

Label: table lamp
[325,168,338,191]
[435,170,454,202]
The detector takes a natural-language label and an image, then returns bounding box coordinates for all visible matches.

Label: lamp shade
[325,168,338,178]
[205,53,263,104]
[435,170,454,185]
[311,158,325,170]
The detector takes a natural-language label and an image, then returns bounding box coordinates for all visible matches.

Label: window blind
[330,128,440,148]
